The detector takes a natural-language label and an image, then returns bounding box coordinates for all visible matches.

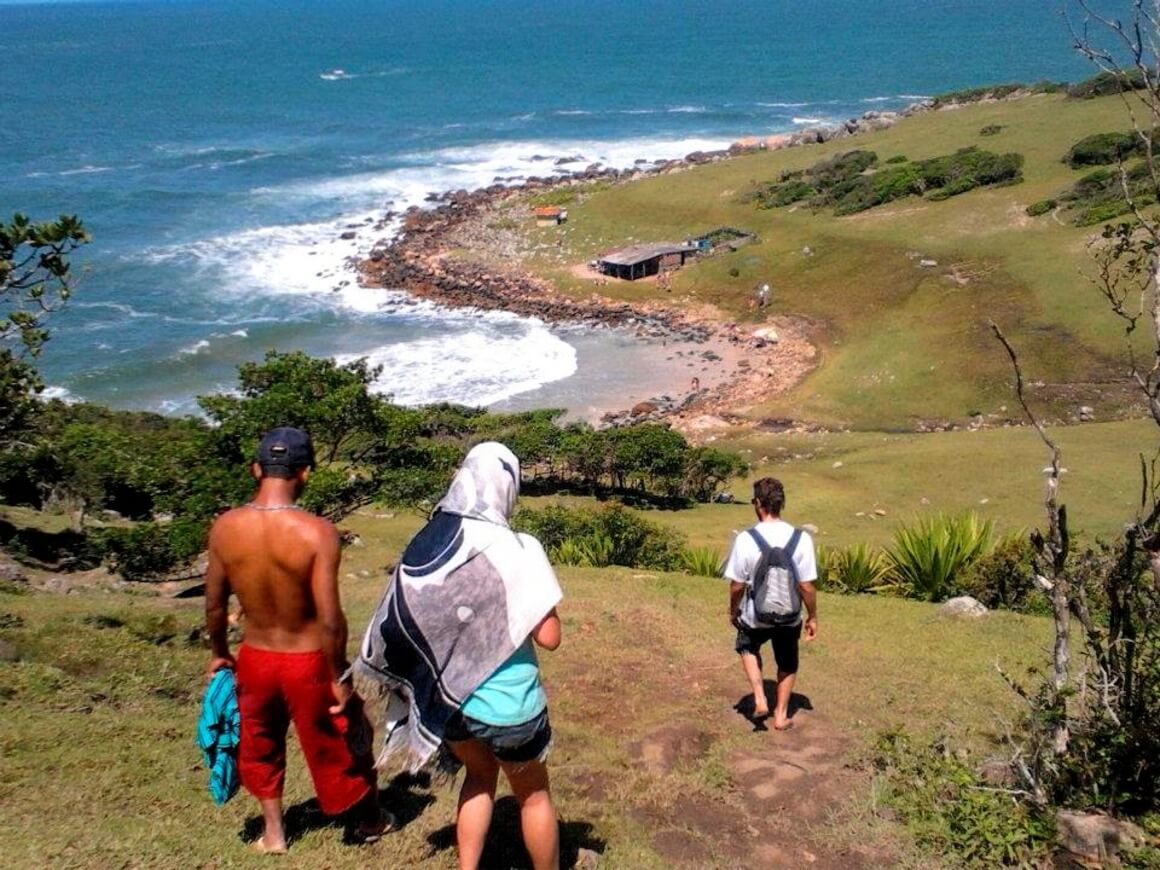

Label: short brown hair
[752,477,785,515]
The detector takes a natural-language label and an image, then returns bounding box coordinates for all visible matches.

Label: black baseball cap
[255,427,315,475]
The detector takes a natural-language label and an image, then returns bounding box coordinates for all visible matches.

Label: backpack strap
[746,527,773,555]
[785,527,802,558]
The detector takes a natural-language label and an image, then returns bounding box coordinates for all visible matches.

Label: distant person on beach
[723,477,818,730]
[204,427,391,853]
[757,282,772,308]
[356,442,563,870]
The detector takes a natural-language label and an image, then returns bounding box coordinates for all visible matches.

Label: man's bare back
[206,505,341,653]
[202,428,389,853]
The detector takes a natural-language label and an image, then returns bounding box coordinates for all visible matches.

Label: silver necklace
[244,502,305,512]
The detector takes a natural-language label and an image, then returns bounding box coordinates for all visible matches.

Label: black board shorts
[444,708,552,763]
[734,622,802,674]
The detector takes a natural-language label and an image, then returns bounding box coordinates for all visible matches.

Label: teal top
[460,638,547,726]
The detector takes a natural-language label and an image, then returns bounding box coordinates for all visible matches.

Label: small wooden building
[533,205,568,226]
[597,242,698,281]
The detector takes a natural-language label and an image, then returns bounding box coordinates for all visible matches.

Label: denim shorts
[444,708,552,763]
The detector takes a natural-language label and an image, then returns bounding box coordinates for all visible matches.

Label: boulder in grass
[1056,810,1145,865]
[0,554,26,584]
[939,596,987,617]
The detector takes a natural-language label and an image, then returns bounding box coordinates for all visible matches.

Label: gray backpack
[747,527,803,625]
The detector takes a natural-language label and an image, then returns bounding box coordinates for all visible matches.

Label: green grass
[512,92,1154,428]
[0,522,1052,867]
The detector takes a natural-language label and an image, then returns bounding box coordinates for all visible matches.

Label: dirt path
[623,664,880,869]
[549,610,887,870]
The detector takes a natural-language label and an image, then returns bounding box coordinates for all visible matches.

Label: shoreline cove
[349,91,1006,434]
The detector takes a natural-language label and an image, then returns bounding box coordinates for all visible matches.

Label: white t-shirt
[723,519,817,628]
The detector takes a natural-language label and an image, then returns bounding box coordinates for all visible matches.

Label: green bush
[99,519,206,581]
[883,512,994,601]
[958,533,1045,613]
[759,147,1024,216]
[931,83,1023,107]
[1058,161,1157,225]
[873,729,1055,866]
[1064,131,1146,168]
[884,154,908,164]
[681,545,724,578]
[1025,198,1057,217]
[1067,69,1147,99]
[828,542,891,594]
[513,504,686,571]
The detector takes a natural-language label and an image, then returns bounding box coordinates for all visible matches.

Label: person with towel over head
[356,441,563,870]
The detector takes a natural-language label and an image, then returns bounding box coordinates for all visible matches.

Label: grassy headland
[501,91,1150,431]
[3,88,1159,867]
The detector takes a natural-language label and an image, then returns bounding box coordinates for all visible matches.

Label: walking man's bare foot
[772,715,794,731]
[753,695,770,719]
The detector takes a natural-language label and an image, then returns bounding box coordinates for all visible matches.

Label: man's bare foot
[355,810,397,844]
[250,835,288,854]
[753,696,769,719]
[772,717,794,732]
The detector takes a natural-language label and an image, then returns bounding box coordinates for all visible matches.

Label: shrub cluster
[1024,198,1057,217]
[1067,69,1147,99]
[820,513,1010,603]
[1056,163,1156,225]
[1063,131,1151,168]
[0,352,747,580]
[872,729,1056,866]
[512,504,686,571]
[753,147,1024,216]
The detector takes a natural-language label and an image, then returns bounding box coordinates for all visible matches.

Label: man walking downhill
[724,477,818,731]
[205,427,392,853]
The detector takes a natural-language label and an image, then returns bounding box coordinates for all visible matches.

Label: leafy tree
[0,214,89,448]
[199,350,394,466]
[1,213,89,357]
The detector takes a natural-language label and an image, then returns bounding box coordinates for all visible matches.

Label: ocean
[0,0,1095,416]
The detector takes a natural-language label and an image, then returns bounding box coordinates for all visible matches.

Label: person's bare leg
[256,797,287,852]
[773,669,796,730]
[448,738,500,870]
[502,758,559,870]
[740,651,768,717]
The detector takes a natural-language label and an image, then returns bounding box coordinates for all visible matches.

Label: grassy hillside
[0,525,1052,867]
[506,92,1152,430]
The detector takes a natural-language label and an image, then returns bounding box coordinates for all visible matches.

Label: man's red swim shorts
[235,644,377,815]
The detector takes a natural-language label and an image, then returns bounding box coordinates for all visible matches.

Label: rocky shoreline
[351,87,1036,433]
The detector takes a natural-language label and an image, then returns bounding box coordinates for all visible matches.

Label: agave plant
[884,512,994,601]
[553,538,593,567]
[830,542,892,594]
[578,533,615,568]
[681,545,724,577]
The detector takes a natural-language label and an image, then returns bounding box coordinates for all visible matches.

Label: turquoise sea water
[0,0,1094,414]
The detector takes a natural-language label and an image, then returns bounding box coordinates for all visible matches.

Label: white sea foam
[336,323,578,407]
[40,385,80,403]
[58,164,115,176]
[897,94,931,101]
[792,116,827,125]
[178,339,212,356]
[554,109,592,116]
[231,329,248,337]
[142,132,733,322]
[667,105,707,113]
[757,101,810,108]
[861,96,893,103]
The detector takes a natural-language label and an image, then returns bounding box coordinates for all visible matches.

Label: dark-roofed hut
[597,242,698,281]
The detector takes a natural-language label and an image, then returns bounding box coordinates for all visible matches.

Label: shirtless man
[205,427,389,853]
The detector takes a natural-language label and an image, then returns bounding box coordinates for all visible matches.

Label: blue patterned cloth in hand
[196,667,240,805]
